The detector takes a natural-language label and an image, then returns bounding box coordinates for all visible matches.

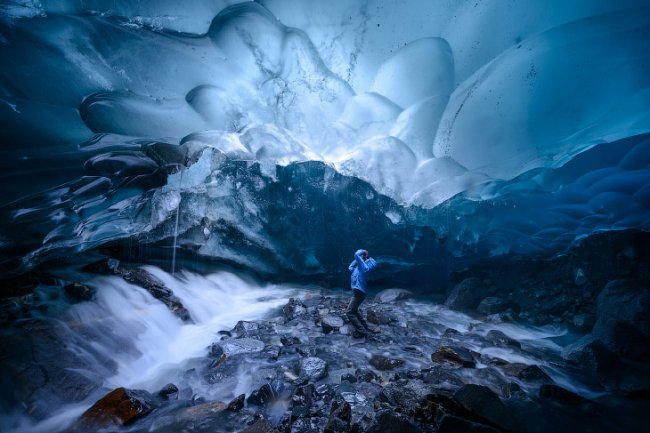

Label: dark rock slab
[175,401,226,420]
[592,279,650,362]
[64,282,95,302]
[431,345,477,368]
[283,298,308,320]
[453,384,518,432]
[539,384,593,407]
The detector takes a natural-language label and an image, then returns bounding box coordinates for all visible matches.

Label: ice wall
[1,1,650,276]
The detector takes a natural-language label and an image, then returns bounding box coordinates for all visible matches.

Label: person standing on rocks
[346,248,378,337]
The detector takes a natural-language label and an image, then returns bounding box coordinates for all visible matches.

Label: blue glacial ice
[0,0,648,281]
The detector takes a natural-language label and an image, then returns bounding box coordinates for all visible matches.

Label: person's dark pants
[346,289,370,334]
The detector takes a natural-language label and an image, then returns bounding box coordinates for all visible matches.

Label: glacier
[1,1,650,432]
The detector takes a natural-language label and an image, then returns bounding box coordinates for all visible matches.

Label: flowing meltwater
[3,267,307,433]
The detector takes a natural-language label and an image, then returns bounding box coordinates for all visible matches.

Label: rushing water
[1,267,306,433]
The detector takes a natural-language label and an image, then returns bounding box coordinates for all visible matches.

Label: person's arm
[348,260,357,271]
[354,249,369,272]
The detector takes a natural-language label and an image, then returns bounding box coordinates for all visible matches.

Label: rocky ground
[64,287,647,433]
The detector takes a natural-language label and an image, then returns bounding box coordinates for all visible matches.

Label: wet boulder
[369,354,404,371]
[539,384,593,407]
[300,356,328,381]
[77,387,156,428]
[220,338,265,356]
[242,419,277,433]
[375,288,414,303]
[226,394,245,412]
[175,401,226,421]
[445,278,486,312]
[485,330,521,349]
[321,315,344,333]
[158,383,178,400]
[431,345,477,368]
[64,282,95,302]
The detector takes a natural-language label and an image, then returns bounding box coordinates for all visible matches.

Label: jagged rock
[341,373,357,383]
[158,383,178,400]
[321,315,344,333]
[485,330,521,348]
[232,320,261,336]
[77,387,156,428]
[64,282,95,302]
[293,384,316,407]
[247,384,274,406]
[300,357,328,381]
[375,289,414,303]
[592,279,650,362]
[227,394,246,411]
[283,298,308,320]
[379,382,420,409]
[220,338,265,356]
[562,334,617,372]
[431,345,477,368]
[438,414,501,433]
[324,399,351,433]
[445,278,486,311]
[209,343,225,357]
[453,384,518,431]
[369,354,404,371]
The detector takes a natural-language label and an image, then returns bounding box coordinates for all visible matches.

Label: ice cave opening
[0,1,649,433]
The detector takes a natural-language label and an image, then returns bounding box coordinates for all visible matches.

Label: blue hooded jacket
[349,249,377,293]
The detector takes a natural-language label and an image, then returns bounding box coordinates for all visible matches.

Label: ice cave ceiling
[0,0,649,279]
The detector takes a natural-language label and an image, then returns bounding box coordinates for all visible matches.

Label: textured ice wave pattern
[1,1,650,271]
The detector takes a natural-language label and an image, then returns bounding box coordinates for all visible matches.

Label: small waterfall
[171,167,184,276]
[1,267,305,433]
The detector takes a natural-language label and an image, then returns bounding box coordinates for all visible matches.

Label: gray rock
[321,315,344,333]
[300,356,328,382]
[220,338,265,356]
[375,289,414,303]
[445,278,486,311]
[485,330,521,348]
[369,354,404,371]
[431,345,477,368]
